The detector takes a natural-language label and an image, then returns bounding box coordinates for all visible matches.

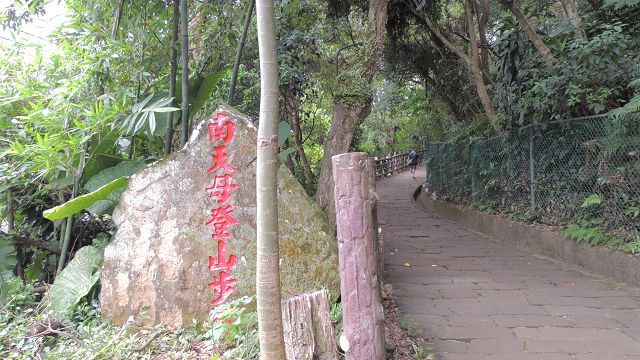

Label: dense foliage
[1,0,640,356]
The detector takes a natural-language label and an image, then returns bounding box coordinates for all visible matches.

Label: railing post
[332,152,385,360]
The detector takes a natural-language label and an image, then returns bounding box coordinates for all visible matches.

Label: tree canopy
[1,0,640,355]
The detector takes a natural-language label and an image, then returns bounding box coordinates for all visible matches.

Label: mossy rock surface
[100,105,339,328]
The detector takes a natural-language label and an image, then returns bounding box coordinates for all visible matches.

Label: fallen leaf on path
[404,263,411,267]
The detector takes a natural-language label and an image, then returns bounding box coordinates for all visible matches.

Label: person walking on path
[407,149,418,179]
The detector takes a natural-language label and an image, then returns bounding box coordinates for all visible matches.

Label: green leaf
[43,245,103,319]
[0,236,17,278]
[84,161,145,215]
[581,194,603,208]
[278,147,296,162]
[25,251,46,283]
[278,121,293,148]
[81,154,124,184]
[84,161,143,192]
[0,236,17,300]
[43,177,128,220]
[190,68,230,117]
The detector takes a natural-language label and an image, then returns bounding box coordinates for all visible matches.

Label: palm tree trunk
[165,0,180,155]
[255,0,286,357]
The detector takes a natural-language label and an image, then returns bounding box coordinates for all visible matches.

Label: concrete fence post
[332,152,385,360]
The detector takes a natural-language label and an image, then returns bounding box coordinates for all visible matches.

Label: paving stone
[490,314,572,328]
[512,326,635,342]
[378,169,640,359]
[577,354,640,360]
[523,339,589,353]
[432,339,469,354]
[449,315,496,327]
[437,326,515,340]
[467,339,525,354]
[584,340,640,355]
[439,288,480,299]
[434,353,486,360]
[563,314,625,329]
[486,353,575,360]
[488,353,575,360]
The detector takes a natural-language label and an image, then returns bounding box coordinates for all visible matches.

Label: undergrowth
[0,294,260,360]
[564,224,611,246]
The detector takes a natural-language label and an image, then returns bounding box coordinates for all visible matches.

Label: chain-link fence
[425,113,640,243]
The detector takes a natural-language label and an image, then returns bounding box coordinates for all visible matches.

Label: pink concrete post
[332,152,385,359]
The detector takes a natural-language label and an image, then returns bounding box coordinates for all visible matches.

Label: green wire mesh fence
[425,113,640,243]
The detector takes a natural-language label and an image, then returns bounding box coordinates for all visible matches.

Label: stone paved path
[378,168,640,360]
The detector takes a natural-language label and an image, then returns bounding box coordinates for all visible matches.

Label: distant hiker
[407,149,418,179]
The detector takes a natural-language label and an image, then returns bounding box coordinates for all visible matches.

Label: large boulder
[100,106,339,328]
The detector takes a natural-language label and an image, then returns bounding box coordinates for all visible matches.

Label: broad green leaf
[25,251,46,283]
[0,236,17,301]
[278,147,296,162]
[82,153,124,184]
[0,237,17,277]
[84,161,144,191]
[278,121,293,148]
[190,68,230,117]
[43,177,128,220]
[84,161,145,215]
[43,245,103,319]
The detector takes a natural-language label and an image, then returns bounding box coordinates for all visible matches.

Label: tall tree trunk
[255,0,286,357]
[165,0,180,155]
[283,86,314,185]
[292,116,314,185]
[499,0,553,59]
[585,0,602,10]
[316,0,387,228]
[556,0,587,40]
[465,0,498,130]
[408,0,470,63]
[423,73,465,120]
[180,0,190,147]
[228,0,255,105]
[408,0,498,129]
[316,102,372,226]
[477,0,492,78]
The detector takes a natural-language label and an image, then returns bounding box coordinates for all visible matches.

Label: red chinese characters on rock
[205,113,239,307]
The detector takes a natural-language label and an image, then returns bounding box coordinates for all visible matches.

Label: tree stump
[332,152,385,360]
[281,289,338,360]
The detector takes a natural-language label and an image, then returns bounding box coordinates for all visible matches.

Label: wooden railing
[373,149,426,178]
